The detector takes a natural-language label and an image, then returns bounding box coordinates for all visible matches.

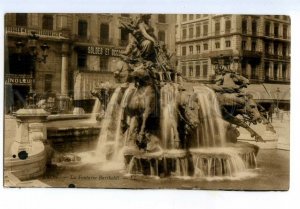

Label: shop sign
[87,46,122,57]
[5,74,32,86]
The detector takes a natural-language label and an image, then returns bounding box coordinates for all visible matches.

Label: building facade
[4,13,176,113]
[175,14,291,84]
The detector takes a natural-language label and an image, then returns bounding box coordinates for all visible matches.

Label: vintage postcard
[4,13,290,190]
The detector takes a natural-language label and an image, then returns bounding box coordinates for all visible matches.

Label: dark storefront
[5,52,34,113]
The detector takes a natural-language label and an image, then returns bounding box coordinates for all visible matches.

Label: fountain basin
[4,141,47,181]
[124,142,258,178]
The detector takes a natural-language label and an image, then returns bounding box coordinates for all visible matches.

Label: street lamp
[275,87,281,112]
[15,31,50,108]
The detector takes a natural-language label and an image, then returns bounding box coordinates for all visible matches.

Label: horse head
[243,94,262,124]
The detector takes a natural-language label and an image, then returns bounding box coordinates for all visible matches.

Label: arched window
[42,15,53,30]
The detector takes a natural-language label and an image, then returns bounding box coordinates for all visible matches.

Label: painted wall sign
[87,46,122,57]
[5,74,32,86]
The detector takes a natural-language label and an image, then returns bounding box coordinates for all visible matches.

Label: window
[16,13,27,26]
[203,14,208,17]
[203,24,208,36]
[100,57,109,71]
[42,15,53,30]
[77,51,87,68]
[215,42,220,49]
[158,31,166,42]
[120,28,129,46]
[215,22,220,35]
[265,22,270,36]
[251,40,256,51]
[196,25,201,37]
[196,14,201,19]
[203,43,208,50]
[274,42,278,55]
[226,40,231,47]
[283,25,288,39]
[182,46,186,56]
[242,19,247,34]
[252,20,257,35]
[282,44,287,57]
[196,45,201,54]
[189,46,193,54]
[264,62,270,79]
[251,65,257,79]
[121,14,130,17]
[189,14,194,20]
[242,40,247,50]
[182,66,186,76]
[44,74,53,92]
[78,20,88,38]
[274,23,279,38]
[189,66,193,77]
[225,20,231,33]
[274,15,280,19]
[274,64,278,80]
[265,42,270,54]
[182,28,187,39]
[196,65,201,77]
[100,23,110,44]
[189,26,194,39]
[203,62,208,77]
[182,14,187,22]
[158,14,166,23]
[282,64,287,80]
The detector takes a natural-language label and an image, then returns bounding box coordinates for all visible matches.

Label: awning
[244,84,290,102]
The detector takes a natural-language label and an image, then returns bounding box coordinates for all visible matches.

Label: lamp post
[15,31,50,108]
[275,87,281,113]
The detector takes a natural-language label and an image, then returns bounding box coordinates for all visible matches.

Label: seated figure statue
[118,14,176,85]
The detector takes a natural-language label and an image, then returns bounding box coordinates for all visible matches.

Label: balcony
[99,38,113,45]
[5,26,67,40]
[241,50,262,58]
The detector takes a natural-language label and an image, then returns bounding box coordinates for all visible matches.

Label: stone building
[175,14,291,109]
[4,13,176,113]
[175,14,291,83]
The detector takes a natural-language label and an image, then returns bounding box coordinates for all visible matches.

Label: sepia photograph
[3,12,290,190]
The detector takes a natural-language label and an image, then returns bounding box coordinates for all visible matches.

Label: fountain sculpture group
[91,14,275,179]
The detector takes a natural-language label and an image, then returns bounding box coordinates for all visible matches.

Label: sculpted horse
[114,60,158,149]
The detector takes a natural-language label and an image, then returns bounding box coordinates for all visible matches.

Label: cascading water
[88,99,101,123]
[192,86,227,147]
[189,85,257,178]
[160,83,180,149]
[94,87,122,160]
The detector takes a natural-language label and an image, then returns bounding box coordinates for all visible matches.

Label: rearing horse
[115,61,158,149]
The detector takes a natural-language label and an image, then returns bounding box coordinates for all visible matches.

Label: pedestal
[57,95,72,114]
[5,108,50,181]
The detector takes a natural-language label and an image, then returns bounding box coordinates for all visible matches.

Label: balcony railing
[6,26,67,39]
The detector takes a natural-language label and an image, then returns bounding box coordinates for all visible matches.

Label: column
[58,43,71,113]
[61,43,69,96]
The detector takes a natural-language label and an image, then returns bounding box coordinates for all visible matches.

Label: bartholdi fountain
[86,14,275,179]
